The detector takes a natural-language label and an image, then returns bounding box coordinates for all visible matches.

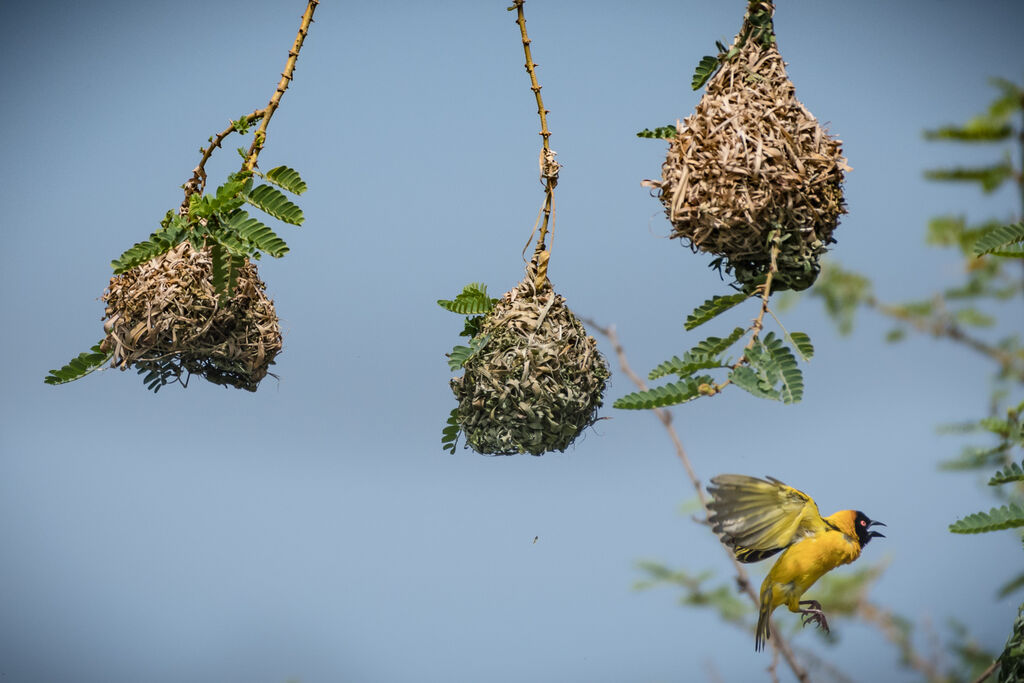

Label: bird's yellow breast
[762,526,861,612]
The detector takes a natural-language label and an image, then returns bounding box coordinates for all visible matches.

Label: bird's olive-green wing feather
[707,474,826,563]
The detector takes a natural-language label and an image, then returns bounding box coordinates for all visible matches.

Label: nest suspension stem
[510,0,560,289]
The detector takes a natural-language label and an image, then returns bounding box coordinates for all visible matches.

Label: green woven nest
[100,241,282,391]
[647,3,848,291]
[450,266,609,456]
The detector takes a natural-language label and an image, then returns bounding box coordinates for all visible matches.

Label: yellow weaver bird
[706,474,885,651]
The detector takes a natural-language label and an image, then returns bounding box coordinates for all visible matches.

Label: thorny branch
[509,0,560,288]
[585,319,812,683]
[180,0,319,211]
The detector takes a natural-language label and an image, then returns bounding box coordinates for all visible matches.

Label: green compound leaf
[693,326,747,356]
[438,283,498,315]
[44,342,112,385]
[949,504,1024,534]
[111,214,188,273]
[648,354,724,381]
[244,183,304,225]
[685,292,751,331]
[990,462,1024,486]
[262,165,307,195]
[729,365,779,401]
[648,328,743,381]
[924,161,1013,194]
[224,210,289,257]
[763,334,803,404]
[923,119,1013,142]
[788,332,814,361]
[135,357,180,393]
[613,375,714,410]
[636,125,677,139]
[972,221,1024,257]
[692,55,720,90]
[441,407,461,454]
[730,334,804,403]
[209,242,245,300]
[447,334,490,371]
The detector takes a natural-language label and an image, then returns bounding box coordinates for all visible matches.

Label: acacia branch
[509,0,560,288]
[181,109,264,211]
[180,0,318,211]
[243,0,319,173]
[866,295,1024,382]
[586,320,811,683]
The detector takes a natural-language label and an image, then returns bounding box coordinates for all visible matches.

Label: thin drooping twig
[181,0,319,210]
[509,0,560,288]
[865,295,1024,382]
[854,601,950,682]
[585,320,812,683]
[969,657,1000,683]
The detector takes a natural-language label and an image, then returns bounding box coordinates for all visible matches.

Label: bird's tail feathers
[755,588,772,652]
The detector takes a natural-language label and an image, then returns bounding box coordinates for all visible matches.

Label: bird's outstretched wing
[707,474,827,563]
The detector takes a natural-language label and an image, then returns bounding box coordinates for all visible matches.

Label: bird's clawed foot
[798,600,830,634]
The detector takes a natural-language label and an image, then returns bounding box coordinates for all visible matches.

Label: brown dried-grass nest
[100,241,282,391]
[450,263,609,456]
[646,2,849,291]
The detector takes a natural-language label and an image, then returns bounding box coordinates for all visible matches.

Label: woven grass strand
[647,1,848,291]
[101,242,282,391]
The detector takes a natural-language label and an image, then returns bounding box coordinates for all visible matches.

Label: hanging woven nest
[449,261,609,456]
[647,1,849,291]
[100,241,282,391]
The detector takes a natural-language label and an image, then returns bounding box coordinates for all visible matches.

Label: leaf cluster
[688,1,775,91]
[437,283,500,453]
[634,561,751,626]
[614,292,813,410]
[950,400,1024,536]
[111,166,306,301]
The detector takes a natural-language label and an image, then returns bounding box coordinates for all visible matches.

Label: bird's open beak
[868,519,886,538]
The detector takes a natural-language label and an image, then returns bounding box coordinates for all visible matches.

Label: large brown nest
[100,241,282,391]
[646,2,849,291]
[450,263,609,456]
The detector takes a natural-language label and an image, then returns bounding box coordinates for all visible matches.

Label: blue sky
[2,1,1023,681]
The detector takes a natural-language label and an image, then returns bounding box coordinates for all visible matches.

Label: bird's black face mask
[853,510,886,547]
